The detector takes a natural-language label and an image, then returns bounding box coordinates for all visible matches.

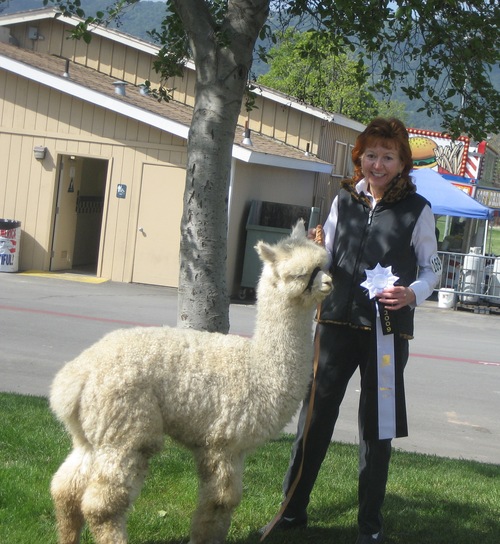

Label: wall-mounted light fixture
[242,120,253,146]
[33,146,47,160]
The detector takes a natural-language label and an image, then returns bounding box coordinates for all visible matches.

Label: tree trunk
[175,0,269,332]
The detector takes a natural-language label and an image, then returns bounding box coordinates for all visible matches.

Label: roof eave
[0,8,160,56]
[0,7,59,26]
[0,55,189,139]
[250,85,366,131]
[233,145,333,174]
[1,53,332,173]
[0,9,365,133]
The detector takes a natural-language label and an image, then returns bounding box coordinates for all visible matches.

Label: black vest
[319,188,429,337]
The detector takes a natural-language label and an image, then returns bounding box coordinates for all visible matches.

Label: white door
[132,164,185,286]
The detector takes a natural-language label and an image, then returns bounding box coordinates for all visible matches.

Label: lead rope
[260,226,324,541]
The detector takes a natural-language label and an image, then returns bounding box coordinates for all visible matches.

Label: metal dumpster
[239,200,316,299]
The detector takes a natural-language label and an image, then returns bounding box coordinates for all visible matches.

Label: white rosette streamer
[361,264,399,440]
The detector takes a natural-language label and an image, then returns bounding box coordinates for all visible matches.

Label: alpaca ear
[255,240,276,264]
[290,219,306,239]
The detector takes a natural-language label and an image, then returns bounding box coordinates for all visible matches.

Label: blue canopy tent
[411,168,493,220]
[411,168,494,256]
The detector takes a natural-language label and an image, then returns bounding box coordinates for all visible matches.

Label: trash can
[239,200,312,299]
[0,219,21,272]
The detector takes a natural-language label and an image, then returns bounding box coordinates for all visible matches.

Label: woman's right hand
[308,225,324,246]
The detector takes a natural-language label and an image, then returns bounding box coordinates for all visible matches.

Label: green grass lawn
[1,393,499,543]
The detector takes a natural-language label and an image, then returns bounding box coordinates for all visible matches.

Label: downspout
[226,157,237,292]
[228,157,236,229]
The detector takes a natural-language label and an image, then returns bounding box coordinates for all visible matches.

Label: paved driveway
[1,271,499,464]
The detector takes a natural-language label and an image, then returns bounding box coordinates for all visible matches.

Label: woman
[262,118,441,544]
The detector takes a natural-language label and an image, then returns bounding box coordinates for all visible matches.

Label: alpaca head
[254,220,332,308]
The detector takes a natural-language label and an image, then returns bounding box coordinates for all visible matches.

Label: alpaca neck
[248,286,317,437]
[252,284,316,371]
[253,300,312,347]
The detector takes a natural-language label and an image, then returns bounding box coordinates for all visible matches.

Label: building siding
[0,10,364,291]
[0,70,187,281]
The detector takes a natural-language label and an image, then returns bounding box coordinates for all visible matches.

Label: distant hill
[2,0,498,134]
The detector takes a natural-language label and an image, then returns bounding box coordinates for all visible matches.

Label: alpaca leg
[189,449,245,544]
[51,447,91,544]
[81,448,150,544]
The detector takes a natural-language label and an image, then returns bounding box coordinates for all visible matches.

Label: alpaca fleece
[50,221,332,544]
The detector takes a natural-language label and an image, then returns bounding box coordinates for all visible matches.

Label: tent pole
[483,219,490,254]
[445,215,451,236]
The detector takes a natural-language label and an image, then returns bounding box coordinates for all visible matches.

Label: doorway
[51,155,108,273]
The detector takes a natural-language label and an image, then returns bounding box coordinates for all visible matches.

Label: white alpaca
[50,221,332,544]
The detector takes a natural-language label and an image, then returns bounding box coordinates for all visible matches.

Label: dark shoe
[258,513,308,535]
[356,530,384,543]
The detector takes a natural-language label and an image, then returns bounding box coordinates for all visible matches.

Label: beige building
[0,8,364,295]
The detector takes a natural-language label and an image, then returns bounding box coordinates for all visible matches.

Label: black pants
[282,323,409,535]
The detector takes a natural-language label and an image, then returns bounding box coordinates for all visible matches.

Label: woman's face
[361,142,404,196]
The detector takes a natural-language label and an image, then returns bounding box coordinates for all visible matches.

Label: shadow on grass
[136,492,500,544]
[302,492,500,544]
[139,527,338,544]
[382,492,500,544]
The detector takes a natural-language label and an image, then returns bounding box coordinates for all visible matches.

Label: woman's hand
[378,286,415,310]
[308,225,324,246]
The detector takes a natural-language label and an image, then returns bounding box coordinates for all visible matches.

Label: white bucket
[438,288,456,309]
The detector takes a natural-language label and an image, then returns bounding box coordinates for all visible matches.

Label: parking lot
[1,270,499,465]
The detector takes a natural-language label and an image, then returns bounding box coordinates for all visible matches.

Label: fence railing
[436,251,500,307]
